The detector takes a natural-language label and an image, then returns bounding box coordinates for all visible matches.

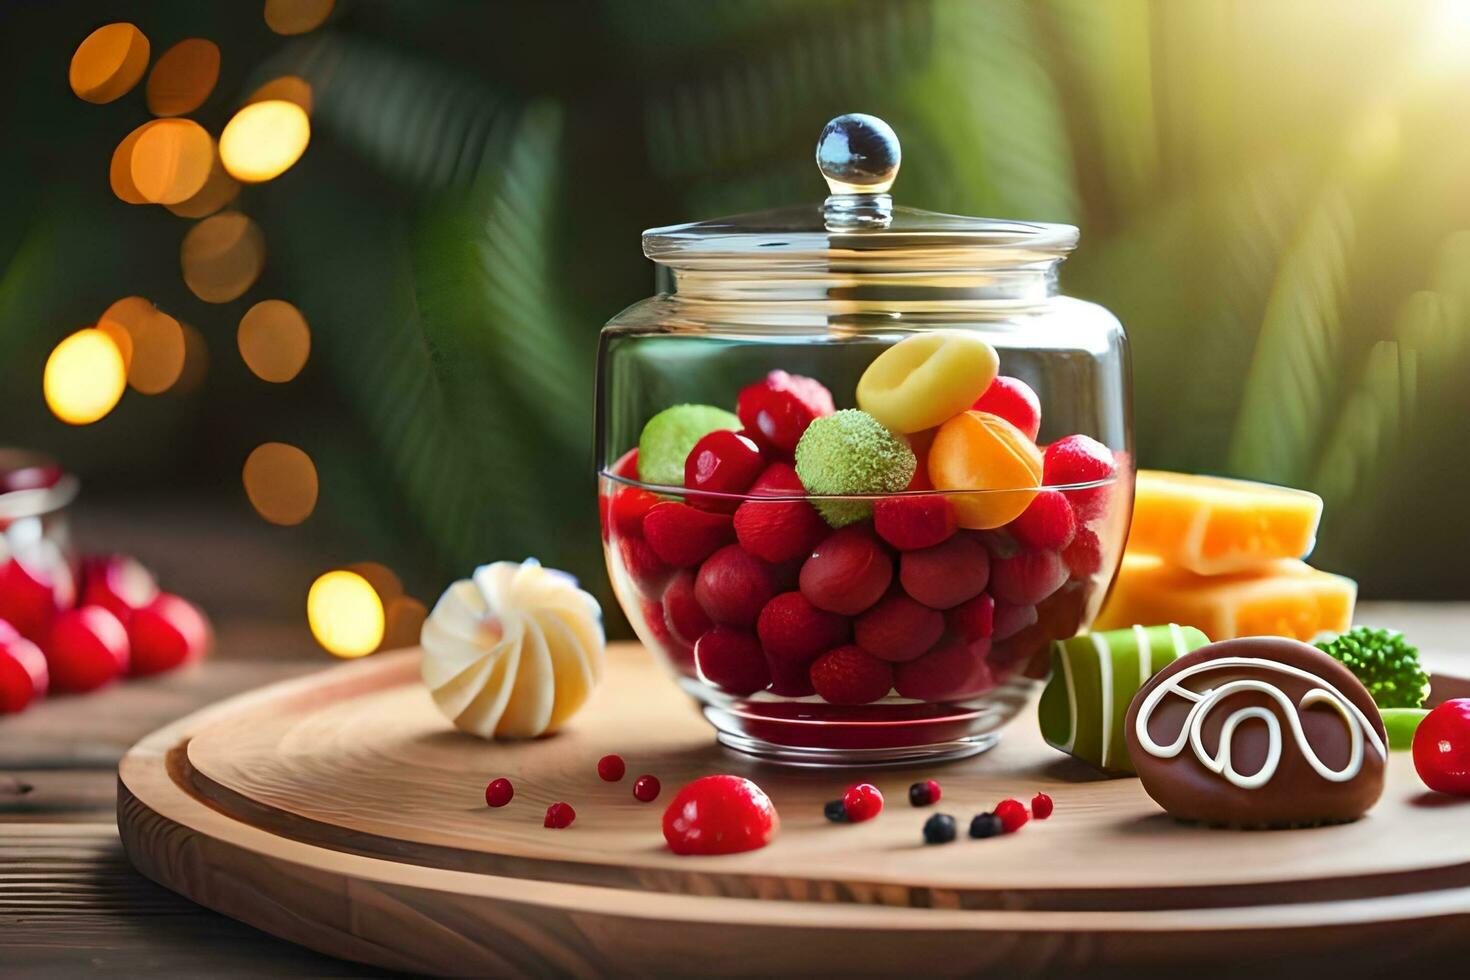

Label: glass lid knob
[816,113,900,229]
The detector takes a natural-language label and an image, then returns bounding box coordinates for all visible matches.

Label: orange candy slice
[927,410,1041,529]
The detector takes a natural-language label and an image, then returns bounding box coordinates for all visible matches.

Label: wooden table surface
[3,504,1468,976]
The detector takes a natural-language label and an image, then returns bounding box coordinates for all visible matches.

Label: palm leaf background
[2,0,1469,630]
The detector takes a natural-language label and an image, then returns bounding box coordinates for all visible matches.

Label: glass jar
[597,115,1132,765]
[0,450,79,642]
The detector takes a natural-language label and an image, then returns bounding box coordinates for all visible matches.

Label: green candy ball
[794,409,916,527]
[636,404,740,488]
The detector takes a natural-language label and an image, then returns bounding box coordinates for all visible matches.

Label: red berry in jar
[618,534,672,599]
[643,502,735,568]
[484,777,514,807]
[1007,490,1076,552]
[872,494,957,551]
[992,601,1038,641]
[841,782,884,822]
[0,630,48,714]
[662,775,777,854]
[611,488,659,539]
[1031,792,1054,819]
[640,596,692,668]
[1062,528,1104,580]
[544,802,576,828]
[1413,699,1470,795]
[994,798,1029,833]
[128,593,210,676]
[695,545,777,627]
[694,626,770,695]
[809,645,893,705]
[45,606,129,693]
[733,464,827,563]
[898,533,989,610]
[756,591,849,695]
[947,593,995,642]
[799,524,893,616]
[894,638,994,702]
[684,429,764,507]
[854,593,944,662]
[1043,435,1116,520]
[598,754,626,782]
[971,376,1041,441]
[736,370,835,454]
[662,571,713,647]
[634,774,662,803]
[989,550,1069,607]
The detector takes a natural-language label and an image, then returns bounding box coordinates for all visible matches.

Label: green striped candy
[1037,624,1210,772]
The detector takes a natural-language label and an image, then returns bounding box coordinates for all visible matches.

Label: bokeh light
[174,322,210,395]
[219,100,310,183]
[237,299,310,382]
[264,0,336,36]
[246,75,313,114]
[166,147,240,218]
[381,595,428,651]
[180,211,266,303]
[69,23,150,104]
[346,561,403,606]
[146,38,220,117]
[242,441,318,525]
[130,119,214,205]
[43,329,127,425]
[94,318,134,373]
[307,569,384,658]
[101,297,185,395]
[110,120,160,204]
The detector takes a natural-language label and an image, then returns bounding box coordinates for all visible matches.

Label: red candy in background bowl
[0,452,213,715]
[596,113,1132,765]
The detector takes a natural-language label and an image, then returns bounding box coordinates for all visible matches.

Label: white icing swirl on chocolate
[1134,656,1385,790]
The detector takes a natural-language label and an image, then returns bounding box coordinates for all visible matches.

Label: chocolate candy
[1125,637,1386,827]
[1038,624,1210,771]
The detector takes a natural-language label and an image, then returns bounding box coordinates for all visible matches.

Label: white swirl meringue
[420,559,604,739]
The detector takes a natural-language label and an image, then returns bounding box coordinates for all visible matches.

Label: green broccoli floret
[794,409,916,527]
[1314,627,1430,709]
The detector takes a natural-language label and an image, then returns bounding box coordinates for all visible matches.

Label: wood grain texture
[118,641,1470,976]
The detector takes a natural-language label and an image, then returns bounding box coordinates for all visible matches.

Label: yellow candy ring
[856,331,998,434]
[928,410,1042,529]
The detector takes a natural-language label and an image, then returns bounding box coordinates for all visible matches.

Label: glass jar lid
[642,113,1078,273]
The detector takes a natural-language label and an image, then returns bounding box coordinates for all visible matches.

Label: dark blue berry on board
[824,799,849,823]
[922,813,957,844]
[969,812,1004,839]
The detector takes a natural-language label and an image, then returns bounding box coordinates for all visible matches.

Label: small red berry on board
[484,778,514,808]
[544,802,576,828]
[841,782,884,822]
[1413,699,1470,795]
[908,779,941,807]
[1031,792,1054,819]
[597,754,626,782]
[994,798,1029,833]
[633,774,661,802]
[662,774,778,855]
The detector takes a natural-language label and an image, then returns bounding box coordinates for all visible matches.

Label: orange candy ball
[928,411,1042,529]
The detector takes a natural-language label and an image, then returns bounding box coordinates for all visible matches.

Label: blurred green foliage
[2,0,1469,613]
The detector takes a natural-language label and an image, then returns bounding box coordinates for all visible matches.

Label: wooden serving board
[118,643,1470,976]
